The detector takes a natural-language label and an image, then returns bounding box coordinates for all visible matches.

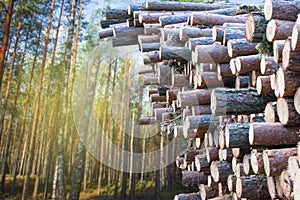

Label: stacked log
[98,1,300,199]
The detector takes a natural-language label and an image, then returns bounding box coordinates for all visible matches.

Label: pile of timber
[99,0,300,199]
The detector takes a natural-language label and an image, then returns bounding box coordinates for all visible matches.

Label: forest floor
[0,175,193,200]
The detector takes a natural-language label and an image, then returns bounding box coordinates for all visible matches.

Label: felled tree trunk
[245,13,267,42]
[188,37,214,51]
[225,123,250,149]
[250,149,265,174]
[235,54,261,75]
[260,55,279,75]
[160,46,191,61]
[182,171,208,186]
[227,39,258,58]
[282,38,300,71]
[180,27,212,41]
[264,0,300,21]
[191,13,248,26]
[256,76,273,95]
[264,102,278,123]
[294,87,300,114]
[277,97,300,126]
[266,19,294,42]
[236,175,270,199]
[210,161,232,182]
[177,89,211,107]
[174,193,201,200]
[193,44,230,64]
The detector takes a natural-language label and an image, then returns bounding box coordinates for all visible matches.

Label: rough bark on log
[138,67,154,75]
[98,28,114,39]
[206,147,219,163]
[199,184,218,200]
[219,149,233,162]
[222,28,245,46]
[227,39,258,58]
[180,27,212,41]
[217,63,234,80]
[138,35,160,45]
[225,123,250,149]
[143,23,161,35]
[277,97,300,126]
[212,26,224,43]
[185,149,202,163]
[144,51,162,65]
[146,1,236,11]
[160,46,191,61]
[250,149,265,174]
[210,161,232,183]
[177,89,210,108]
[235,75,250,89]
[218,130,226,150]
[227,174,236,192]
[207,195,233,200]
[263,147,297,176]
[172,73,189,88]
[264,0,300,21]
[105,8,130,20]
[174,126,184,138]
[157,63,171,86]
[211,87,276,116]
[174,193,201,200]
[188,37,214,51]
[192,105,211,116]
[111,36,139,47]
[245,13,267,42]
[266,19,294,42]
[282,68,298,101]
[183,115,219,137]
[229,58,237,75]
[128,4,147,16]
[159,14,189,26]
[198,72,223,88]
[193,44,230,64]
[249,122,300,147]
[144,76,159,86]
[282,38,300,71]
[264,102,279,123]
[266,176,281,200]
[167,89,178,103]
[256,76,272,95]
[235,163,246,178]
[236,175,270,199]
[148,89,158,97]
[182,171,208,186]
[154,108,172,122]
[141,42,160,52]
[235,54,260,75]
[100,19,127,29]
[294,169,300,200]
[191,13,248,26]
[295,87,300,115]
[183,108,192,121]
[260,55,279,75]
[113,27,144,37]
[139,117,156,125]
[195,155,210,175]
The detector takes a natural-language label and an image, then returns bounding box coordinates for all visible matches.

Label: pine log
[280,169,293,199]
[139,117,156,125]
[227,174,236,192]
[227,39,258,58]
[193,44,230,64]
[235,75,250,89]
[277,97,300,126]
[172,73,189,88]
[143,51,162,65]
[140,42,160,52]
[180,27,212,41]
[236,175,270,199]
[222,28,245,46]
[251,149,265,174]
[288,156,299,182]
[294,169,300,200]
[243,154,254,175]
[266,19,294,42]
[150,94,166,103]
[256,76,272,95]
[263,147,297,176]
[113,27,144,37]
[282,38,300,71]
[146,1,236,11]
[267,176,281,200]
[157,63,171,86]
[292,23,300,51]
[111,36,139,47]
[229,58,237,75]
[260,55,279,75]
[143,23,161,35]
[210,161,232,183]
[159,14,189,26]
[128,3,147,16]
[217,63,234,80]
[139,34,160,44]
[199,184,218,200]
[192,105,211,116]
[138,67,154,75]
[235,163,246,178]
[264,102,279,123]
[167,89,178,103]
[273,40,285,64]
[206,147,219,163]
[174,193,201,200]
[195,155,210,175]
[185,149,202,163]
[183,108,192,121]
[183,115,219,137]
[219,149,233,162]
[212,26,224,43]
[105,8,130,20]
[191,13,248,26]
[182,171,208,186]
[211,88,276,116]
[218,130,226,150]
[154,108,172,122]
[148,89,158,97]
[188,37,214,51]
[160,46,191,61]
[198,72,223,88]
[177,89,210,108]
[174,126,184,138]
[275,68,300,97]
[264,0,300,21]
[207,195,232,200]
[98,28,114,39]
[144,76,159,86]
[245,13,267,42]
[225,123,250,149]
[100,19,127,29]
[235,54,260,75]
[249,122,300,146]
[295,87,300,115]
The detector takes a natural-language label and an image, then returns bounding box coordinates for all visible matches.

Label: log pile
[98,0,300,199]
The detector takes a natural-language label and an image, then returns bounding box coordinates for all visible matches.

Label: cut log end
[264,0,273,21]
[245,13,256,42]
[295,87,300,115]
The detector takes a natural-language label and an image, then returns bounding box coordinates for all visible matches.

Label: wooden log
[243,154,254,175]
[183,108,192,121]
[273,40,285,64]
[207,195,232,200]
[264,0,300,21]
[229,59,237,75]
[235,163,246,178]
[235,75,251,89]
[98,28,114,39]
[245,13,267,42]
[143,23,161,35]
[249,122,300,147]
[144,51,162,65]
[264,102,279,123]
[210,161,232,183]
[212,26,224,43]
[128,3,147,16]
[288,156,299,182]
[256,76,272,95]
[188,37,214,51]
[195,155,210,175]
[251,149,265,174]
[182,171,208,186]
[282,38,300,71]
[235,54,260,75]
[141,42,160,52]
[159,14,189,26]
[185,149,202,163]
[294,169,300,200]
[148,89,158,97]
[263,147,297,176]
[206,147,219,163]
[139,117,156,125]
[183,115,219,137]
[225,123,250,149]
[113,27,144,37]
[292,23,300,51]
[277,97,300,126]
[191,13,248,26]
[227,39,258,58]
[280,169,293,199]
[192,105,211,116]
[150,94,166,103]
[138,35,160,44]
[236,175,270,199]
[193,44,230,64]
[180,27,212,41]
[160,46,191,61]
[157,63,171,86]
[211,88,276,116]
[172,73,189,88]
[219,149,233,162]
[174,193,201,200]
[144,76,159,86]
[105,8,130,20]
[266,19,294,42]
[100,19,127,29]
[198,72,223,88]
[218,130,226,150]
[260,55,279,75]
[177,89,210,108]
[295,87,300,115]
[266,176,280,200]
[154,108,172,122]
[138,67,154,75]
[111,36,139,47]
[167,89,178,103]
[174,126,184,138]
[199,184,218,200]
[146,1,236,11]
[217,63,234,80]
[227,174,236,192]
[222,28,245,46]
[275,68,300,97]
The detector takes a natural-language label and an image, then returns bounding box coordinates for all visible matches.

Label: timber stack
[99,0,300,199]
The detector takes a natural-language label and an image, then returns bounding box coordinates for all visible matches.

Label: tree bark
[260,55,279,75]
[182,171,208,186]
[205,147,219,163]
[200,184,218,200]
[266,19,294,42]
[210,161,232,183]
[235,54,260,75]
[180,27,212,41]
[256,76,273,95]
[177,89,210,108]
[243,154,254,175]
[236,175,270,199]
[277,97,300,126]
[188,37,214,51]
[160,46,191,61]
[225,123,250,149]
[292,23,300,51]
[245,13,267,42]
[294,87,300,115]
[227,39,258,58]
[282,38,300,71]
[159,14,189,26]
[174,192,201,200]
[264,0,300,21]
[191,13,248,26]
[250,149,265,175]
[193,44,230,64]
